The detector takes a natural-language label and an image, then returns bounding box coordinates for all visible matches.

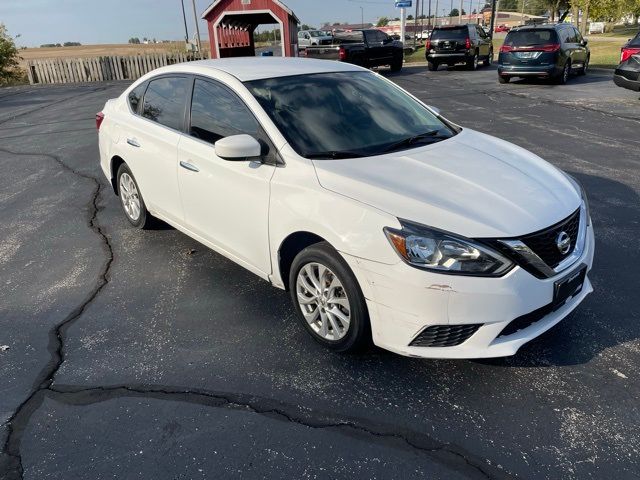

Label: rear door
[123,75,189,223]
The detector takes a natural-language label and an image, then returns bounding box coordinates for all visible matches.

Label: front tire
[390,56,403,72]
[117,163,153,229]
[467,53,479,70]
[289,242,370,352]
[483,49,493,67]
[427,60,438,71]
[498,75,510,84]
[579,56,589,75]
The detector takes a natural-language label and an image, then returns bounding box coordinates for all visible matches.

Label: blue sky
[1,0,420,47]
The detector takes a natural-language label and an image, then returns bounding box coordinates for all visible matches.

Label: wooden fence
[25,53,208,85]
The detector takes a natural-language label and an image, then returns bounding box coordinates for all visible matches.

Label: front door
[177,78,275,276]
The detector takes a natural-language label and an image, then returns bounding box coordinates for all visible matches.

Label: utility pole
[415,0,419,46]
[191,0,202,53]
[459,0,463,23]
[434,0,439,26]
[488,0,498,39]
[520,0,525,25]
[180,0,190,45]
[400,6,406,42]
[360,6,364,28]
[449,0,453,23]
[428,0,432,28]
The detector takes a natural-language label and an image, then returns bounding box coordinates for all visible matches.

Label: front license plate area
[553,264,587,310]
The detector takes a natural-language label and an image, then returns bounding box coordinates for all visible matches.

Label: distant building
[321,23,374,32]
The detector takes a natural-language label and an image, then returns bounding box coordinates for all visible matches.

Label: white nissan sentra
[97,58,594,359]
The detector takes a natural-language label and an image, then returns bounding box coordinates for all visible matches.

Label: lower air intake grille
[497,303,554,337]
[409,324,481,347]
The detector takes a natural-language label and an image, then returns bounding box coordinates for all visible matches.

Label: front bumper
[342,223,595,359]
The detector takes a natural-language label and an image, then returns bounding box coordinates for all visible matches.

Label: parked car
[416,29,433,40]
[304,29,404,71]
[425,24,493,71]
[98,58,594,359]
[498,23,590,84]
[494,25,511,33]
[298,30,333,48]
[614,31,640,92]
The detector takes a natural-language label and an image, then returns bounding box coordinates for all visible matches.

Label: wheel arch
[278,231,328,291]
[110,155,126,195]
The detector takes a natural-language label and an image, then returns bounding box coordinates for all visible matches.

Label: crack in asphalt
[0,87,510,480]
[0,147,114,480]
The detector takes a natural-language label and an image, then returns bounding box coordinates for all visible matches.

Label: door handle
[179,160,199,172]
[126,138,140,148]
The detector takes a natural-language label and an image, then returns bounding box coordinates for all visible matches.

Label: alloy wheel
[119,172,141,221]
[295,262,351,341]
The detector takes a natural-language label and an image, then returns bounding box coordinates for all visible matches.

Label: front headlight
[562,172,590,226]
[384,220,514,276]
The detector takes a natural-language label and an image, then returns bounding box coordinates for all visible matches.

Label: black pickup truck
[304,29,404,71]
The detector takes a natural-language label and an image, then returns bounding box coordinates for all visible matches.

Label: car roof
[510,23,565,31]
[153,57,364,82]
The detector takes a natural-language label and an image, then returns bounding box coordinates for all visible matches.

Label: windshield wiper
[380,130,450,154]
[304,151,368,159]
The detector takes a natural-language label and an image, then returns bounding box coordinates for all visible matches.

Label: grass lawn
[405,37,624,69]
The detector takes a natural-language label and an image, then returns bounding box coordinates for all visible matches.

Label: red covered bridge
[201,0,300,59]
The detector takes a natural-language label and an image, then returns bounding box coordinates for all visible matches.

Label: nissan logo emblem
[556,231,571,255]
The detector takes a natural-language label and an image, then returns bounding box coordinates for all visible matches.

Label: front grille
[409,324,481,347]
[521,208,580,269]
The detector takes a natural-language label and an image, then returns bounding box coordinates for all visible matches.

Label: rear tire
[483,49,493,67]
[390,56,403,72]
[289,242,371,353]
[498,75,510,84]
[427,60,438,71]
[467,53,479,70]
[116,163,153,229]
[555,60,570,84]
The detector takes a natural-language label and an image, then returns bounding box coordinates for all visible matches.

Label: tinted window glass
[503,29,559,46]
[334,31,364,44]
[431,27,468,40]
[630,32,640,46]
[142,77,188,130]
[574,27,583,43]
[245,71,454,158]
[189,79,259,145]
[128,83,146,113]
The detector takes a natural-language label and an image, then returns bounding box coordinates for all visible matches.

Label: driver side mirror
[215,134,262,161]
[581,39,588,46]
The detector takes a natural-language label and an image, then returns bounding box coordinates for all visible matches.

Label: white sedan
[97,58,594,358]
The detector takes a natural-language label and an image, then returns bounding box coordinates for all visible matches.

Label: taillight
[425,39,431,50]
[621,47,640,62]
[539,43,560,52]
[500,44,513,53]
[338,47,346,61]
[96,112,104,130]
[465,37,471,49]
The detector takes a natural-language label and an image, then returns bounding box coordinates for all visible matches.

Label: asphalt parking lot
[0,65,639,479]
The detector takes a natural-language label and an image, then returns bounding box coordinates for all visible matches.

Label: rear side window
[334,32,364,44]
[629,32,640,47]
[504,29,559,47]
[189,78,259,145]
[128,83,146,113]
[142,76,189,130]
[431,27,468,40]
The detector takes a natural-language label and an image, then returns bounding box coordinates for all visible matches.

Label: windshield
[504,29,559,46]
[431,27,468,40]
[244,72,455,159]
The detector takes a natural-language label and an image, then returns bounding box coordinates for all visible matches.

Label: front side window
[142,76,189,130]
[128,82,146,113]
[189,78,259,145]
[245,71,455,158]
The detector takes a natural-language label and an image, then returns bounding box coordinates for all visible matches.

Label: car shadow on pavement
[474,171,639,368]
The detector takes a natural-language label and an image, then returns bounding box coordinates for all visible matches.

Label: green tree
[407,14,414,20]
[449,8,459,16]
[0,24,22,85]
[128,37,140,44]
[376,16,390,26]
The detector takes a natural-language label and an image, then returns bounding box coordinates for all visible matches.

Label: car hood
[312,129,581,238]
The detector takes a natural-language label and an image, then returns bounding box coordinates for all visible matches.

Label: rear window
[431,27,468,40]
[334,32,364,44]
[630,32,640,47]
[504,29,559,46]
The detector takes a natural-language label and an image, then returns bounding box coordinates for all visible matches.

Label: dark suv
[498,24,590,84]
[425,24,493,71]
